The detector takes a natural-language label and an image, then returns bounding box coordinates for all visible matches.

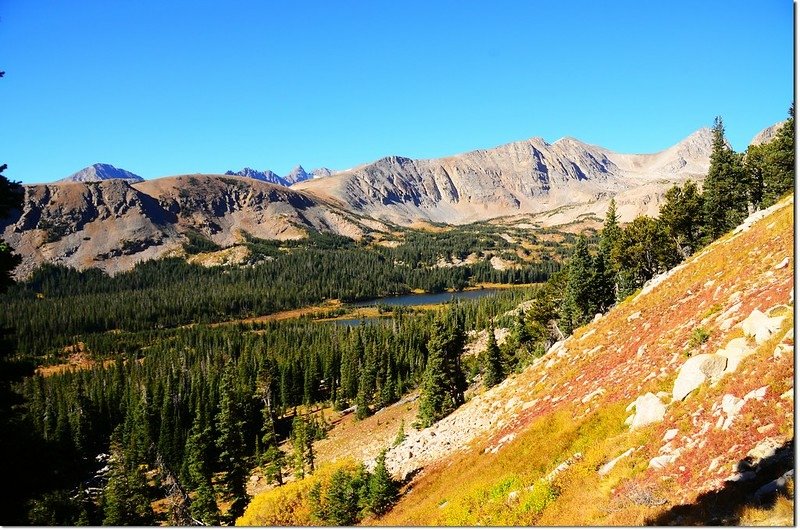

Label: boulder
[629,393,666,430]
[719,337,752,373]
[672,354,728,401]
[598,447,634,476]
[741,308,785,344]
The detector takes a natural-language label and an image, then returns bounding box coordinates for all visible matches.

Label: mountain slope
[2,175,383,276]
[375,195,794,525]
[58,163,144,183]
[239,195,794,525]
[295,129,714,226]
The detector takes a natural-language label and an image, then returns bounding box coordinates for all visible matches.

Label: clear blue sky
[0,0,794,184]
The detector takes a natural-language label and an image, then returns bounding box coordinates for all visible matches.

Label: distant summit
[224,167,286,186]
[225,165,334,186]
[59,163,144,183]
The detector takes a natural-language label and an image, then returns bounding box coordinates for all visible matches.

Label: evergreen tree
[184,417,219,525]
[256,362,284,487]
[761,103,795,206]
[589,250,615,315]
[215,366,249,522]
[366,449,398,515]
[615,216,680,290]
[561,236,594,334]
[417,308,466,428]
[659,181,705,257]
[101,428,155,526]
[482,325,504,388]
[703,116,748,240]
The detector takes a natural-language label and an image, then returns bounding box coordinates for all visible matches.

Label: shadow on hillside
[645,439,794,525]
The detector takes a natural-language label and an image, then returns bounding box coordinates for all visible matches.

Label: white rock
[741,308,785,344]
[780,388,793,400]
[719,337,752,373]
[649,454,674,469]
[627,311,642,322]
[598,448,634,476]
[774,257,790,269]
[672,354,728,401]
[629,393,667,430]
[663,428,679,441]
[747,437,783,461]
[743,386,768,402]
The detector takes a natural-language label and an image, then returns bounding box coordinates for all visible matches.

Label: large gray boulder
[672,354,728,401]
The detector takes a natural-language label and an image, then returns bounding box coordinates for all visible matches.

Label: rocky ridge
[295,128,716,226]
[2,175,382,276]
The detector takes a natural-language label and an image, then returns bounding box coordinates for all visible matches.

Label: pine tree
[366,449,398,515]
[762,103,795,206]
[561,236,594,334]
[101,427,155,526]
[417,308,466,428]
[703,116,748,240]
[215,366,249,522]
[482,326,504,389]
[184,416,219,525]
[659,181,705,257]
[256,362,284,487]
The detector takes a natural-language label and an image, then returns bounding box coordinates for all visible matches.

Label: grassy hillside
[239,195,794,526]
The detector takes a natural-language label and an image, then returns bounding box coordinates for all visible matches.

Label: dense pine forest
[0,108,794,525]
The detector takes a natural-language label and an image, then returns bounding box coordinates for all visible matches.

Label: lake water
[326,288,505,327]
[352,288,502,308]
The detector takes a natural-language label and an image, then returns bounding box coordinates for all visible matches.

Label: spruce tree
[762,104,795,206]
[366,450,398,515]
[703,116,748,240]
[101,427,155,526]
[561,236,594,334]
[417,308,466,428]
[482,326,504,389]
[659,181,705,256]
[215,366,249,522]
[184,417,219,525]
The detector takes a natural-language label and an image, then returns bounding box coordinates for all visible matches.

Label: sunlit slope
[376,195,794,525]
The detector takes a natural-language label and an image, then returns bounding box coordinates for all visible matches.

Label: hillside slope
[375,195,794,525]
[239,195,793,525]
[2,175,384,277]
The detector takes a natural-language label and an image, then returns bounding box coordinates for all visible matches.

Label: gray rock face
[3,175,375,276]
[672,354,728,402]
[296,129,716,225]
[225,167,287,186]
[749,121,787,147]
[58,163,144,183]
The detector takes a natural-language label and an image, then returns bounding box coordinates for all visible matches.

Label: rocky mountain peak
[58,163,143,184]
[284,165,310,184]
[750,121,787,147]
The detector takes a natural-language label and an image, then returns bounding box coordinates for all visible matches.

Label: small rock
[663,428,679,441]
[592,313,603,322]
[743,386,768,402]
[507,490,519,503]
[780,388,793,400]
[747,437,782,461]
[719,337,752,374]
[757,423,775,434]
[598,448,635,476]
[627,311,642,322]
[754,469,794,502]
[774,257,790,269]
[649,454,674,470]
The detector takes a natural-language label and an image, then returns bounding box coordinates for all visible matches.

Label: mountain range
[2,123,780,276]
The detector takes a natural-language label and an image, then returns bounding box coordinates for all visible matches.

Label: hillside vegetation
[241,194,794,526]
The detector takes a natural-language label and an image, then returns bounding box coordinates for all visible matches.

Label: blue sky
[0,0,793,184]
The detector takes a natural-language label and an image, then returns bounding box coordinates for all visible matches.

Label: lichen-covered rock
[672,354,728,401]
